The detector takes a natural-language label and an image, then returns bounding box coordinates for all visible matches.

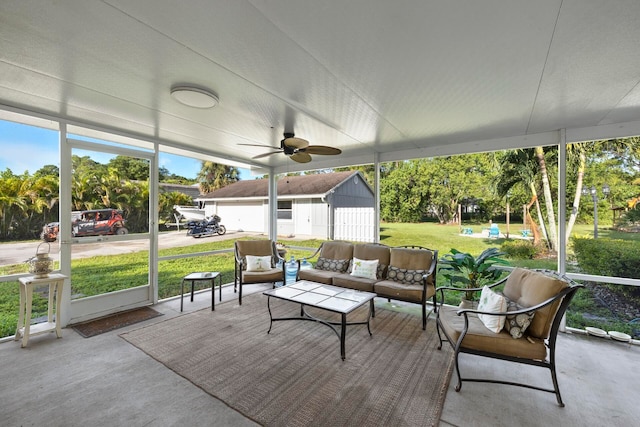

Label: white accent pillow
[477,285,508,333]
[246,255,271,272]
[350,257,379,280]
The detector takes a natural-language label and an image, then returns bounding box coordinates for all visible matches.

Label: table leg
[180,279,185,312]
[15,283,25,341]
[190,280,195,302]
[210,277,215,311]
[219,275,222,302]
[22,284,33,348]
[47,282,54,323]
[266,296,274,334]
[340,313,347,361]
[54,281,63,338]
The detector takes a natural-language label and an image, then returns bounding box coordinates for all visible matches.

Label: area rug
[72,306,163,338]
[120,294,454,426]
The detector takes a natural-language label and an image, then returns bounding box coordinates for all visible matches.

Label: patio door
[61,136,157,324]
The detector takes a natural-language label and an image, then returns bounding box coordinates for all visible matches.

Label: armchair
[234,240,285,305]
[435,268,583,406]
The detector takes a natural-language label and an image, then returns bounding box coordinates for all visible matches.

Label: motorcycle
[186,215,227,238]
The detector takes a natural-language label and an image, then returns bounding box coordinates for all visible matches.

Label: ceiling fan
[241,133,342,163]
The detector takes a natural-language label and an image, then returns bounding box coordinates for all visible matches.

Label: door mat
[72,306,163,338]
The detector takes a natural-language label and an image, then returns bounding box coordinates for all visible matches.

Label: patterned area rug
[72,306,163,338]
[121,294,454,427]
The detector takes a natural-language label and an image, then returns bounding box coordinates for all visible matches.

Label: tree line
[1,140,639,249]
[0,156,240,240]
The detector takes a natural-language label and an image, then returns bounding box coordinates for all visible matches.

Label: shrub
[500,240,537,259]
[572,237,640,279]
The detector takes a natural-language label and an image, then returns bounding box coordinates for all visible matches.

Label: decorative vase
[27,242,54,278]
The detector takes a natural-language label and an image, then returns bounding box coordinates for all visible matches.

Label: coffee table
[263,280,376,360]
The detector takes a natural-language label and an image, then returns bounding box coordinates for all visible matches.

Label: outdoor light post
[582,184,610,239]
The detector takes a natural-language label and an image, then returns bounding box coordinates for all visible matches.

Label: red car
[41,209,128,242]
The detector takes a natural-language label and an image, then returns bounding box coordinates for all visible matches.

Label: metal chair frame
[435,269,583,407]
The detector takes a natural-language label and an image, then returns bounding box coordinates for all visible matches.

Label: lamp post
[582,184,610,239]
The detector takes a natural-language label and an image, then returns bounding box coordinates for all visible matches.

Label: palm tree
[197,162,240,193]
[495,150,549,246]
[534,146,558,251]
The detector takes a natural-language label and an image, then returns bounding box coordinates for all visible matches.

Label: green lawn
[1,223,637,339]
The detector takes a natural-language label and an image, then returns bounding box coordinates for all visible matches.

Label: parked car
[41,209,128,242]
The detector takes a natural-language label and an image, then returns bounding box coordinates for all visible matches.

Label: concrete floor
[1,283,638,427]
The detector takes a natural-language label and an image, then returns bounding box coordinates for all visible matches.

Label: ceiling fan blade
[239,143,281,150]
[304,145,342,155]
[283,137,309,149]
[290,152,312,163]
[252,151,282,159]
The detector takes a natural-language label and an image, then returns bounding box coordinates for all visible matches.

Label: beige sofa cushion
[502,268,568,339]
[332,273,376,292]
[352,244,391,277]
[389,248,434,286]
[319,241,354,260]
[374,280,425,302]
[298,268,335,285]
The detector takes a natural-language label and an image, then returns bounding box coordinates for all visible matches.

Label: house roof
[159,183,201,199]
[199,171,359,200]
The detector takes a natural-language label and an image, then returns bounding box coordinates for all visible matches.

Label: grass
[0,223,637,338]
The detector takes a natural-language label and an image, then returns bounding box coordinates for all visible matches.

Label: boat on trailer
[173,205,206,221]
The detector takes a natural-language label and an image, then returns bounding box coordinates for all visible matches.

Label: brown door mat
[72,306,163,338]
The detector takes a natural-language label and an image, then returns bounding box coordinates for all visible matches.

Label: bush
[501,240,537,259]
[572,237,640,279]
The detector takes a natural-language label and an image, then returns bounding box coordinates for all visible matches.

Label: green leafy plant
[439,247,510,301]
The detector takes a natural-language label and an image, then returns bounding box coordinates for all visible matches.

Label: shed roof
[160,183,201,199]
[199,171,359,200]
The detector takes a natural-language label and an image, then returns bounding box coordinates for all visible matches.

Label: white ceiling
[2,0,640,174]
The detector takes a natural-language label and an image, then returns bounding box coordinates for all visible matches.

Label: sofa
[297,241,438,329]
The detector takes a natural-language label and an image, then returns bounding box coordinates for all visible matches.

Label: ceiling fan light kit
[170,85,219,108]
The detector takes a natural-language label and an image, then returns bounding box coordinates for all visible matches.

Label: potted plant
[439,247,509,308]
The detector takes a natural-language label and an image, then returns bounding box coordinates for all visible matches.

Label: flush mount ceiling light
[170,86,219,108]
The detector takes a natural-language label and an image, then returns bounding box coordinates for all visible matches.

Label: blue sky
[0,119,248,179]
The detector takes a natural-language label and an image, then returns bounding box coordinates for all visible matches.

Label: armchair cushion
[477,286,508,333]
[438,307,547,360]
[242,269,284,283]
[502,268,568,339]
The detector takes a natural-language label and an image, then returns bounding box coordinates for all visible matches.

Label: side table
[181,272,222,312]
[15,273,67,348]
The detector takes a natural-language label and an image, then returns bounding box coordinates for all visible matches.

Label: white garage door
[217,201,264,232]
